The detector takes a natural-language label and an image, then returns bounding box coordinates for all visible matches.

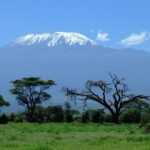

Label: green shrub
[140,114,150,128]
[46,106,64,122]
[15,117,23,123]
[81,110,90,123]
[8,112,25,123]
[120,109,141,123]
[32,106,47,123]
[0,114,9,124]
[89,109,104,123]
[9,113,16,122]
[65,110,73,123]
[73,113,82,122]
[104,114,112,123]
[144,123,150,133]
[81,109,104,123]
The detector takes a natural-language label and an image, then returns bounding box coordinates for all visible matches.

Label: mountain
[0,32,150,112]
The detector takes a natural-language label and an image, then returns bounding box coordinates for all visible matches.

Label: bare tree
[64,74,149,124]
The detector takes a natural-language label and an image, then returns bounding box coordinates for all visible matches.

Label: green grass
[0,123,150,150]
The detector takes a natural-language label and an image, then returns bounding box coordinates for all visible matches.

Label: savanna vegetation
[0,74,150,150]
[0,123,150,150]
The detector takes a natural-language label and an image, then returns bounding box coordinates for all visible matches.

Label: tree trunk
[112,113,119,124]
[27,108,34,122]
[107,107,120,124]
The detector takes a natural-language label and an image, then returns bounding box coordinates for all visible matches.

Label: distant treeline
[0,74,150,132]
[0,103,150,126]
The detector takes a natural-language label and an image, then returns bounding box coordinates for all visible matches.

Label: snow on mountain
[13,32,96,47]
[0,32,150,112]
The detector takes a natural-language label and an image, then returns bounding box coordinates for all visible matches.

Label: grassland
[0,123,150,150]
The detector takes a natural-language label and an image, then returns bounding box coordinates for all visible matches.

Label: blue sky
[0,0,150,51]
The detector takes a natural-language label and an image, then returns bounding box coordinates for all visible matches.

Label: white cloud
[96,31,110,42]
[120,32,150,46]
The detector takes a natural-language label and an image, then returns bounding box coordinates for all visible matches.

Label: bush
[16,112,26,123]
[15,117,23,123]
[73,113,82,122]
[81,110,90,123]
[9,113,16,122]
[140,113,150,127]
[89,109,104,123]
[104,114,113,123]
[0,114,9,124]
[32,106,47,123]
[8,112,25,123]
[144,123,150,133]
[120,109,141,123]
[81,109,104,123]
[64,109,80,123]
[46,105,64,122]
[65,110,73,123]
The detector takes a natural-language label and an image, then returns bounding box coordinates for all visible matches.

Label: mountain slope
[0,32,150,112]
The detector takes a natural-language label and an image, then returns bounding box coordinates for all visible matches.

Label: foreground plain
[0,123,150,150]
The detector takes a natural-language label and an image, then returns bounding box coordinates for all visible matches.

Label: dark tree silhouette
[64,74,149,124]
[0,95,9,107]
[10,77,56,122]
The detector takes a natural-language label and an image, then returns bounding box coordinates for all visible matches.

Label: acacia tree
[64,74,149,124]
[10,77,56,122]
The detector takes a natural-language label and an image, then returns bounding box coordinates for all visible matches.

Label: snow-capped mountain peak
[14,32,96,47]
